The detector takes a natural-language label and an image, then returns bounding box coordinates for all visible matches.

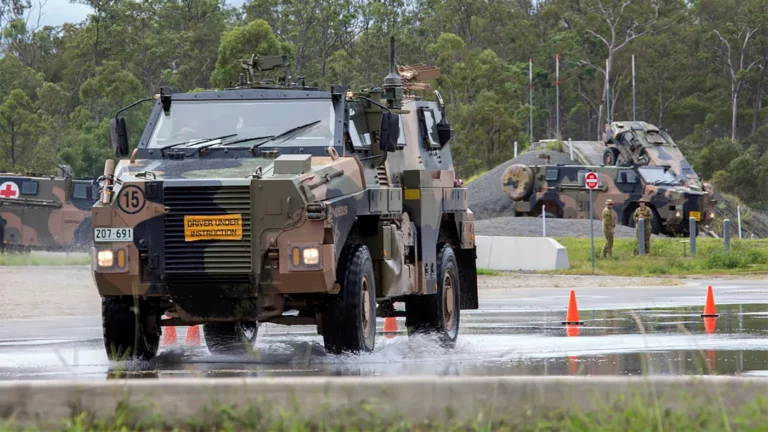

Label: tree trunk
[753,62,765,134]
[731,87,738,142]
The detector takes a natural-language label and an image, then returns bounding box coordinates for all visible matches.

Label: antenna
[383,36,403,109]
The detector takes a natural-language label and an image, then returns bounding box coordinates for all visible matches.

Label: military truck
[0,165,97,252]
[602,121,714,194]
[91,40,478,360]
[503,163,716,236]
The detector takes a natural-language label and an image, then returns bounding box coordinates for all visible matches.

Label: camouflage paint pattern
[92,65,478,324]
[504,163,715,236]
[0,173,97,251]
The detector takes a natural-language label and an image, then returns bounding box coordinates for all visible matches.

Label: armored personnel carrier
[504,163,716,236]
[0,165,97,252]
[91,40,478,360]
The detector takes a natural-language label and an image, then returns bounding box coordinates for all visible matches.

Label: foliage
[0,0,765,208]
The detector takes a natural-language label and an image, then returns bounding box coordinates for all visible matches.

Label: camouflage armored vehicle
[0,165,97,252]
[503,163,716,236]
[91,41,478,360]
[603,121,714,194]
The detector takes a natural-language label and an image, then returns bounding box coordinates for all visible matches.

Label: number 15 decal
[117,185,146,214]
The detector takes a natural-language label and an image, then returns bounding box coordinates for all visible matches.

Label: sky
[28,0,247,28]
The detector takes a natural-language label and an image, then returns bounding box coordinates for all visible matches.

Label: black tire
[651,208,663,235]
[102,296,160,361]
[322,244,376,354]
[603,147,619,166]
[405,243,460,348]
[203,321,258,355]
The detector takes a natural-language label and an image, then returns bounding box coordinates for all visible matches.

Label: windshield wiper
[159,133,238,156]
[249,120,321,152]
[218,135,275,147]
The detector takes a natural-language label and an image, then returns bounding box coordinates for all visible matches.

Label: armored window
[545,169,559,181]
[418,107,440,149]
[397,115,407,148]
[73,183,89,200]
[21,181,38,196]
[347,115,370,151]
[624,171,638,184]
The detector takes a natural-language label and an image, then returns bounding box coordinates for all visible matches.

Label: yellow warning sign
[184,214,243,241]
[689,211,701,221]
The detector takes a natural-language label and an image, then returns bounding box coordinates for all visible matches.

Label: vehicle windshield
[638,167,680,185]
[146,99,335,149]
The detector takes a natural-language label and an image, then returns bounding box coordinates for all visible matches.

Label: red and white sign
[0,181,19,199]
[585,172,599,190]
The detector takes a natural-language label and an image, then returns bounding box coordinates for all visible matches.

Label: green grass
[477,268,500,276]
[550,237,768,276]
[0,252,90,266]
[2,393,767,431]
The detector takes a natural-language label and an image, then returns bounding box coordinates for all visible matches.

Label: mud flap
[457,247,478,309]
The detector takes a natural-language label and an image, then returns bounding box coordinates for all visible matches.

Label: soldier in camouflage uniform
[601,199,616,258]
[633,197,653,254]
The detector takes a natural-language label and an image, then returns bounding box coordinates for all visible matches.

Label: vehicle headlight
[710,212,715,219]
[97,250,114,267]
[675,211,681,218]
[303,247,320,265]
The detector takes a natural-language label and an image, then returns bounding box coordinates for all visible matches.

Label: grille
[164,186,252,273]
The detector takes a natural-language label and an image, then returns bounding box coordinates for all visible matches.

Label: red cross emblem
[0,181,19,199]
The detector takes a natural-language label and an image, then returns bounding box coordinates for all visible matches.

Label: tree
[0,89,42,168]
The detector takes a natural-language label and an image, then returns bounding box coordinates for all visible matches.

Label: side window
[396,115,406,149]
[625,171,638,184]
[418,107,440,149]
[73,183,89,200]
[545,169,559,181]
[348,112,371,151]
[21,181,38,196]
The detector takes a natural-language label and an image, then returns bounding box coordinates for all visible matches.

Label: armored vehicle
[91,41,478,360]
[503,163,716,235]
[0,165,97,252]
[602,121,714,193]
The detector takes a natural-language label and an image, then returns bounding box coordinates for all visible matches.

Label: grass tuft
[0,252,90,266]
[549,237,768,276]
[477,268,500,276]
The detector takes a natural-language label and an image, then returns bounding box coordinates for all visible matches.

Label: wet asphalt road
[1,278,768,380]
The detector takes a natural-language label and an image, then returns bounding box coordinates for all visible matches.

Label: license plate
[689,211,701,221]
[184,214,243,242]
[94,228,133,242]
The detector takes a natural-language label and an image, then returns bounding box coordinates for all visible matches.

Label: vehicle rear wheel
[102,296,160,361]
[322,244,376,355]
[203,321,258,355]
[405,243,460,348]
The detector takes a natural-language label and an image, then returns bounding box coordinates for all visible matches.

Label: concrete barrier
[1,376,767,426]
[476,236,569,271]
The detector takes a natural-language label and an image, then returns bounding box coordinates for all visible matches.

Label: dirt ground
[0,266,742,320]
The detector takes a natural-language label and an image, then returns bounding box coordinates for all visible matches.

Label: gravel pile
[467,150,574,220]
[475,216,662,239]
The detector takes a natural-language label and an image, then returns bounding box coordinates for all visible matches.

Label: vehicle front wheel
[405,243,460,348]
[203,321,258,355]
[102,296,160,361]
[322,244,376,355]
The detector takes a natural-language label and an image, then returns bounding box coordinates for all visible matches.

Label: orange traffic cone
[161,325,177,346]
[383,317,398,338]
[703,317,717,335]
[565,324,580,337]
[185,325,201,345]
[562,290,583,325]
[701,285,719,317]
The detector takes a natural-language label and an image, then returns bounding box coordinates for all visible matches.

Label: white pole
[542,205,546,237]
[569,138,573,161]
[529,59,534,149]
[632,54,636,122]
[737,205,743,239]
[514,141,518,158]
[556,54,560,139]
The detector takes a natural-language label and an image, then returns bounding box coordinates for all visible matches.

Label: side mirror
[379,111,400,153]
[110,117,129,157]
[436,118,452,148]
